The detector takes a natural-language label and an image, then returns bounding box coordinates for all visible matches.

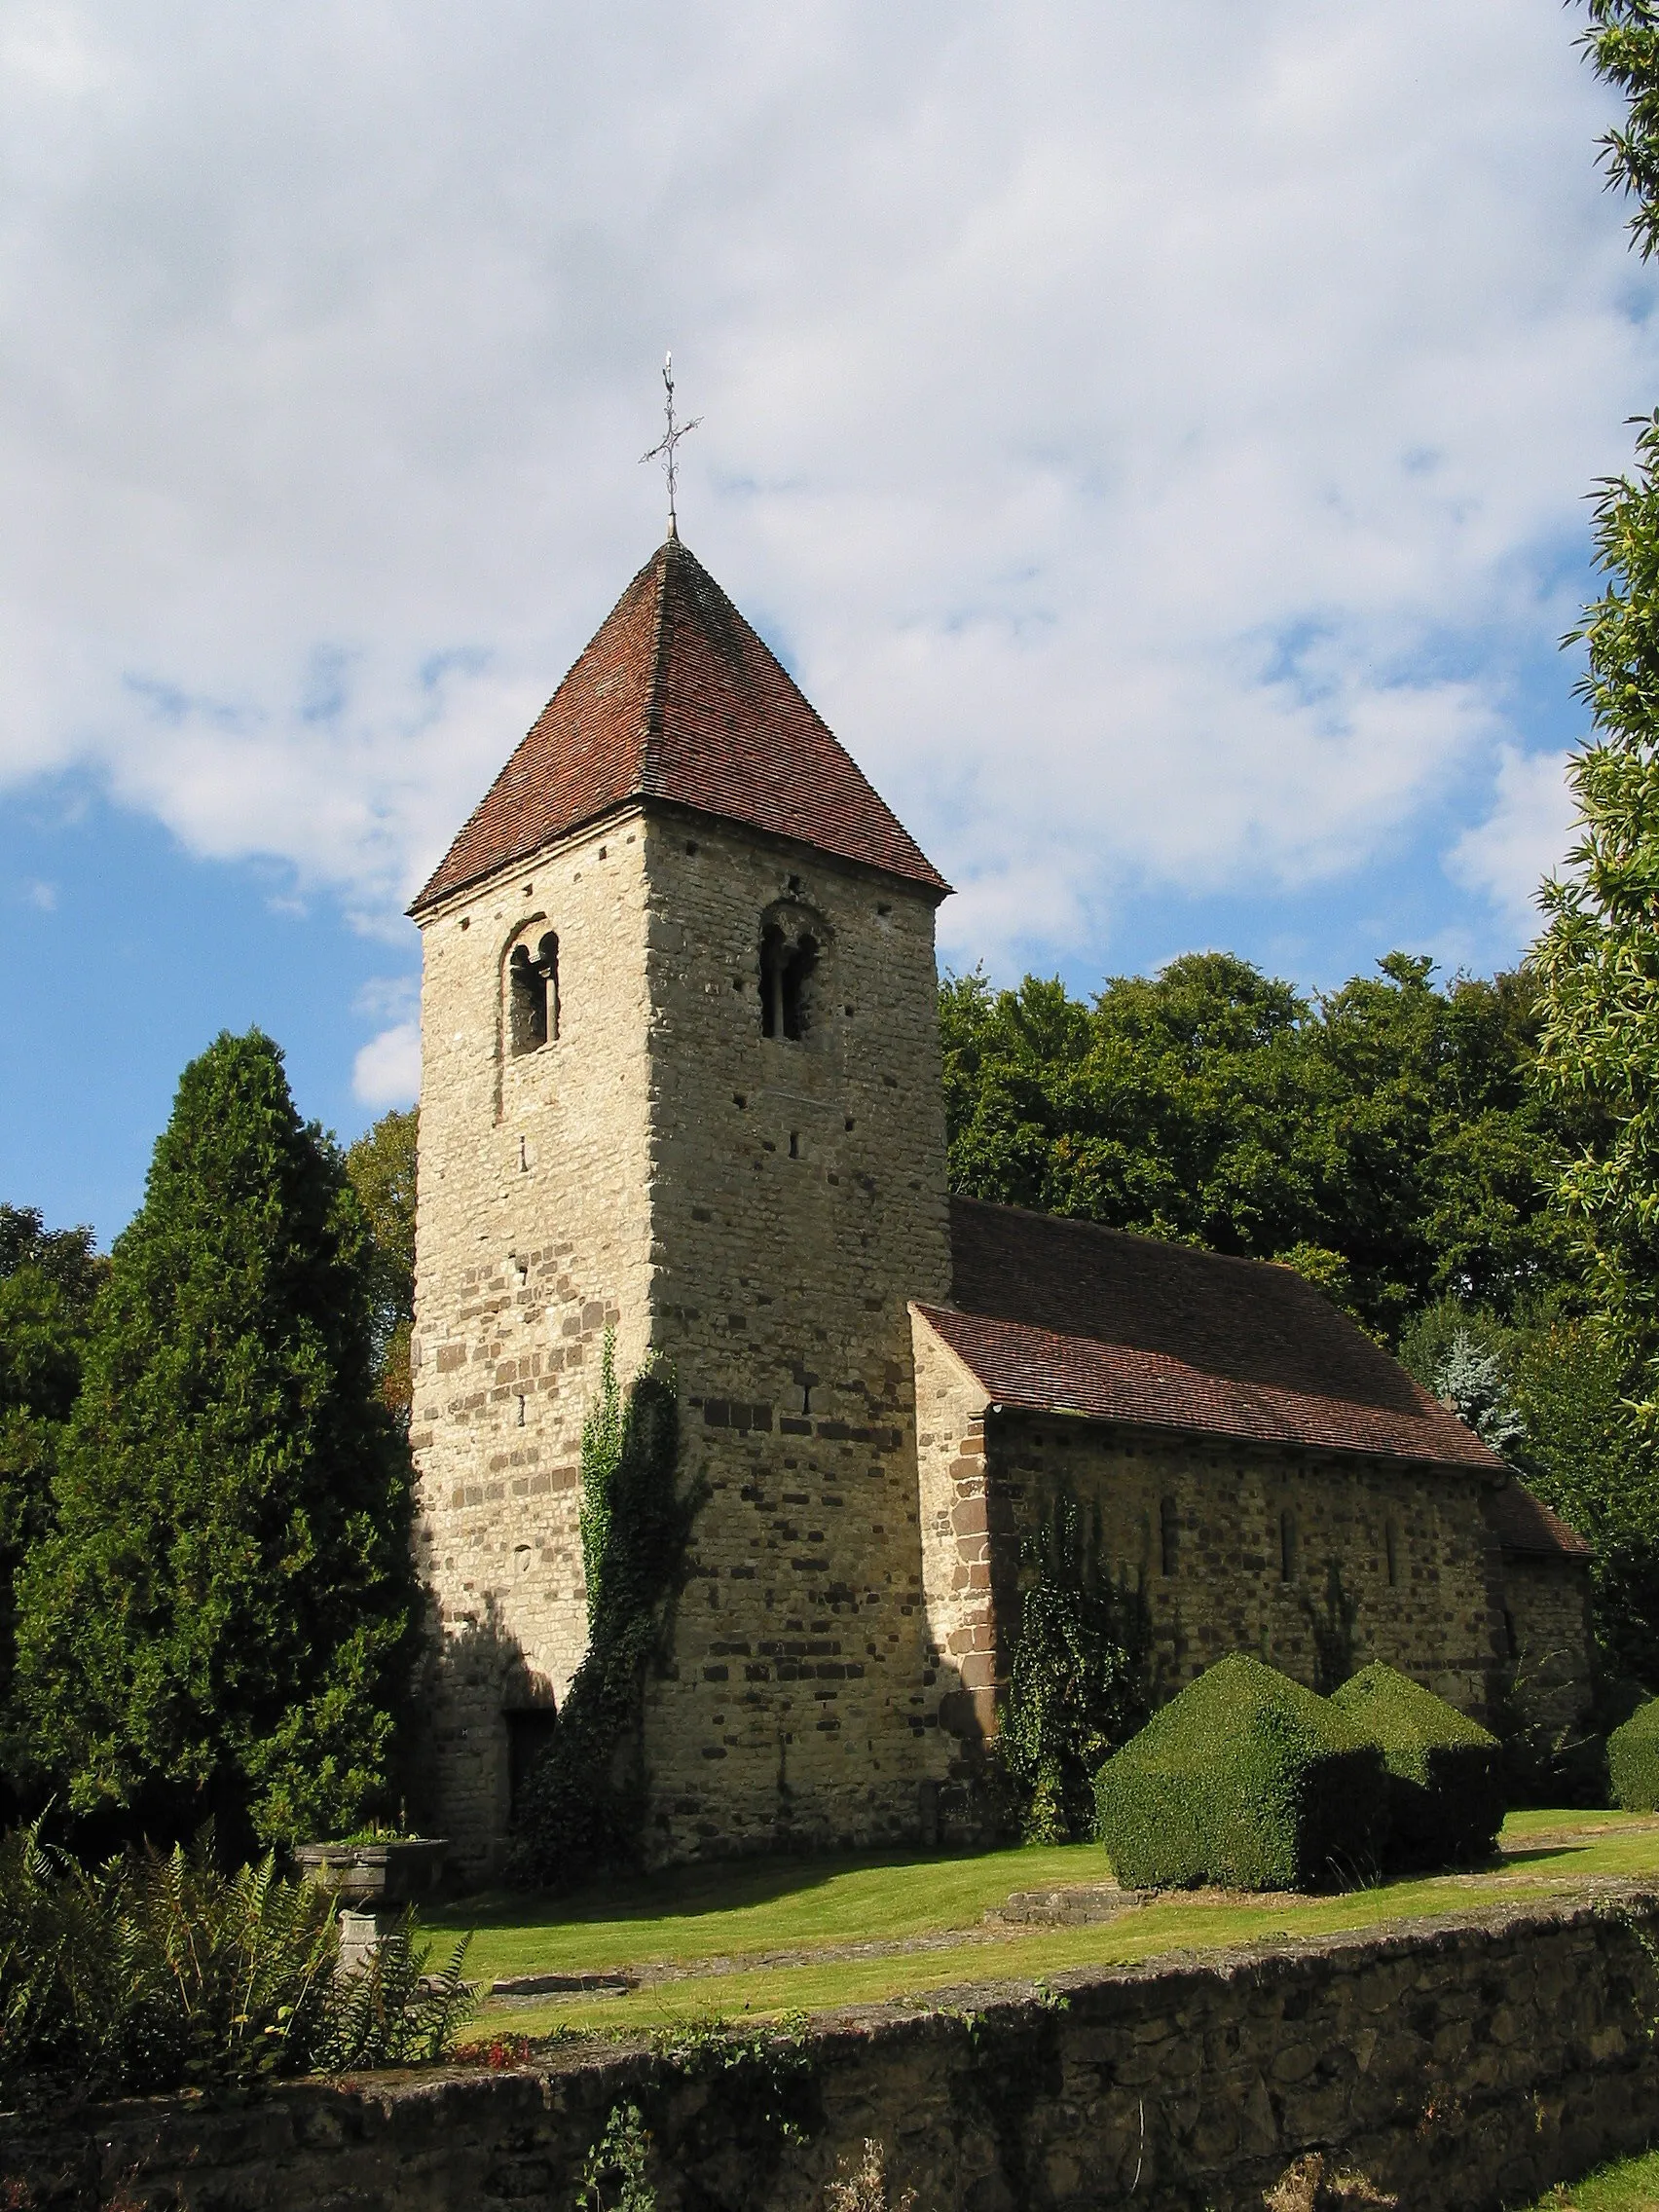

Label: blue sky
[2,2,1654,1245]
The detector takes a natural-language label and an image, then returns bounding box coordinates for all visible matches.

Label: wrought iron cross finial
[640,350,701,538]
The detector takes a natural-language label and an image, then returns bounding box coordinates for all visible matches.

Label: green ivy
[509,1335,705,1890]
[997,1484,1150,1843]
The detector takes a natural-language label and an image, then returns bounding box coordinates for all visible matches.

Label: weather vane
[641,350,701,538]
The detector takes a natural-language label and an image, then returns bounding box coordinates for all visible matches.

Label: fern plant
[0,1820,475,2098]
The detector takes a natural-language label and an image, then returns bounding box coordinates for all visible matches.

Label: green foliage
[9,1031,418,1854]
[510,1338,704,1889]
[576,2103,656,2212]
[941,953,1576,1345]
[344,1108,418,1429]
[0,1209,104,1809]
[1330,1663,1504,1870]
[1091,1653,1388,1892]
[997,1485,1149,1843]
[1397,1297,1658,1687]
[1433,1331,1527,1457]
[1608,1694,1659,1810]
[1582,4,1659,267]
[578,1333,627,1628]
[1518,10,1659,1702]
[0,1819,474,2099]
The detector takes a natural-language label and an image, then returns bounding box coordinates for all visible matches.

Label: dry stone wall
[12,1885,1659,2212]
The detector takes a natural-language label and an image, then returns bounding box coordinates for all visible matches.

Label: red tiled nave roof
[412,536,947,912]
[921,1196,1505,1472]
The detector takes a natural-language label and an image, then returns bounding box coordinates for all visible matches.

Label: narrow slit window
[1384,1519,1400,1588]
[508,930,559,1055]
[1279,1508,1299,1583]
[1159,1495,1179,1578]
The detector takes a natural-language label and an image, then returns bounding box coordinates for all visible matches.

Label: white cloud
[351,1020,421,1111]
[0,1,1649,971]
[1446,745,1580,940]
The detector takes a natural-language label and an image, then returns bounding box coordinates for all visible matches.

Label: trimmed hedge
[1608,1696,1659,1812]
[1092,1653,1388,1892]
[1330,1662,1503,1869]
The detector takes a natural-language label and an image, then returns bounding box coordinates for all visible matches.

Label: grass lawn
[1521,2147,1659,2211]
[424,1809,1659,2040]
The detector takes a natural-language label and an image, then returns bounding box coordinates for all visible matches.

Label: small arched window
[508,930,559,1055]
[759,920,819,1041]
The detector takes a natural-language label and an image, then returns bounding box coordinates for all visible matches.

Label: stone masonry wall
[989,1410,1507,1714]
[1501,1556,1595,1740]
[413,800,960,1876]
[910,1361,1515,1742]
[12,1886,1659,2212]
[410,811,661,1880]
[913,1311,1014,1820]
[635,809,956,1862]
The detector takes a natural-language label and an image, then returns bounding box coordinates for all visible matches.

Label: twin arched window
[508,930,559,1056]
[759,910,821,1042]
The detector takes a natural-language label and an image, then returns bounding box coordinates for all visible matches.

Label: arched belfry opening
[758,906,824,1043]
[506,925,559,1055]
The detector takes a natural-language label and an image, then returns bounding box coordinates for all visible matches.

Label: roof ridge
[639,538,675,779]
[950,1194,1298,1279]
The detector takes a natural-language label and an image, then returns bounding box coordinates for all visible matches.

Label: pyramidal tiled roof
[411,536,948,913]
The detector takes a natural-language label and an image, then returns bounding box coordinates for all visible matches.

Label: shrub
[1092,1653,1388,1891]
[1608,1695,1659,1811]
[997,1485,1149,1843]
[0,1821,473,2100]
[1329,1663,1503,1869]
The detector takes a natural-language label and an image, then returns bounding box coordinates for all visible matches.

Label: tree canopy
[344,1107,418,1428]
[942,950,1580,1342]
[9,1033,417,1853]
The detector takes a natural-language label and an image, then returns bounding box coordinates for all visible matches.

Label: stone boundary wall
[7,1884,1659,2212]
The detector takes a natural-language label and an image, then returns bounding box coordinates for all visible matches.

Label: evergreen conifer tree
[10,1032,416,1852]
[0,1205,103,1813]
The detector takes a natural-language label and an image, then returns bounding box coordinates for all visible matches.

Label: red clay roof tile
[921,1196,1507,1474]
[1484,1479,1591,1559]
[412,536,947,912]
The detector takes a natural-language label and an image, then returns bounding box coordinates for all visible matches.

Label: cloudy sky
[2,0,1654,1241]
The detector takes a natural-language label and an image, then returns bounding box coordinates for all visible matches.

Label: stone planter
[293,1839,450,1972]
[292,1837,449,1904]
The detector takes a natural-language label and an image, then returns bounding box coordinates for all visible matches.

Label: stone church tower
[410,531,1595,1888]
[408,535,959,1880]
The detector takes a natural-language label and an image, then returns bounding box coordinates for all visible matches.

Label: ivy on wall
[508,1334,706,1889]
[997,1484,1150,1844]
